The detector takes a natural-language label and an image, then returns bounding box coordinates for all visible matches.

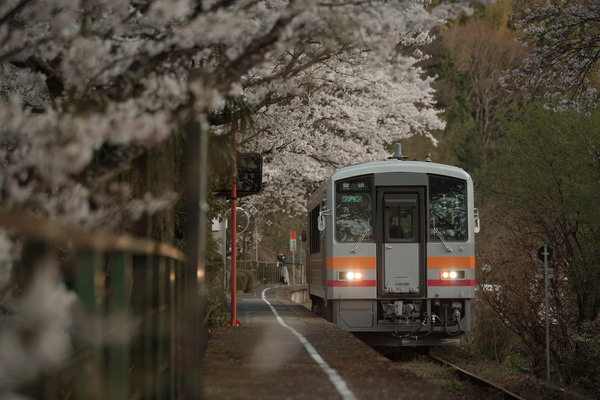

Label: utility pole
[544,245,551,383]
[537,244,553,383]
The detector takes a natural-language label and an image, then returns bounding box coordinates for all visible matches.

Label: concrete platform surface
[202,285,455,400]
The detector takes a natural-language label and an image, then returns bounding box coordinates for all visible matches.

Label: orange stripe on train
[427,256,474,269]
[327,257,376,270]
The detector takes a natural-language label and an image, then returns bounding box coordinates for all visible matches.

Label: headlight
[338,271,363,281]
[440,270,465,280]
[349,271,362,280]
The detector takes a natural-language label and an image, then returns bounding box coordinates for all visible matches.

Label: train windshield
[335,176,373,242]
[429,175,467,242]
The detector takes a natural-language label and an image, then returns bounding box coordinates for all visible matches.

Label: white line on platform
[261,287,358,400]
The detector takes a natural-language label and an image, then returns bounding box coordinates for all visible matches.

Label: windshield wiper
[351,227,370,253]
[434,228,453,253]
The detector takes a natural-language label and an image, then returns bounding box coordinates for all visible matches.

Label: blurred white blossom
[0,0,491,391]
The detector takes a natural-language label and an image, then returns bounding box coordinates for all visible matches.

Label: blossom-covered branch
[0,0,459,224]
[502,0,600,111]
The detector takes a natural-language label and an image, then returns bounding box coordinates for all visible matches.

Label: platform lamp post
[229,121,242,326]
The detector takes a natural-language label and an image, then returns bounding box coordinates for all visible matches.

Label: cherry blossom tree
[0,0,487,224]
[502,0,600,111]
[238,48,445,212]
[0,0,497,393]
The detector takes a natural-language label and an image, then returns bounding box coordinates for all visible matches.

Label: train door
[378,188,425,297]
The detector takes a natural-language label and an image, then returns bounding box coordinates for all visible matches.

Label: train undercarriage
[311,295,469,346]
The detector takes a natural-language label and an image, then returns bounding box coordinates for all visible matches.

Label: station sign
[537,245,554,279]
[290,231,297,252]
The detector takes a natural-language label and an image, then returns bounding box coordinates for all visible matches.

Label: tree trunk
[129,138,175,244]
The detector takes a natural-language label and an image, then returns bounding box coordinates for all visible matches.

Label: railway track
[374,346,531,400]
[425,353,526,400]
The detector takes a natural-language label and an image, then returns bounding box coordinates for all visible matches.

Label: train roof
[308,160,472,206]
[329,160,472,182]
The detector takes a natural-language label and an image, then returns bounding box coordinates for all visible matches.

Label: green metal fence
[0,212,200,400]
[237,261,305,285]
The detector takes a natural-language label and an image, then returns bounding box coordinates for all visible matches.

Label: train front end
[307,158,479,346]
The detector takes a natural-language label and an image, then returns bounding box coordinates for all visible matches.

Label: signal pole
[537,244,553,383]
[543,245,550,383]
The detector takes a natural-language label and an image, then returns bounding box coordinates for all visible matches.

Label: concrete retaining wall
[290,287,309,304]
[276,284,309,305]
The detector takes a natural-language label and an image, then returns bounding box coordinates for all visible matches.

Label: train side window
[309,206,321,254]
[429,175,467,242]
[335,176,373,243]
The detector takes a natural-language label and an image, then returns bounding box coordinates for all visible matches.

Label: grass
[402,356,463,392]
[397,347,595,400]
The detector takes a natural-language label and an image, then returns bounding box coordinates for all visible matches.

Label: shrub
[234,269,257,293]
[567,320,600,393]
[471,299,518,364]
[205,261,229,330]
[236,270,248,293]
[241,269,256,292]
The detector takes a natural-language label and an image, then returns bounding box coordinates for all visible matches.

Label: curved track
[425,354,526,400]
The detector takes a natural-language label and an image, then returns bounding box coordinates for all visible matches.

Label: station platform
[202,285,455,400]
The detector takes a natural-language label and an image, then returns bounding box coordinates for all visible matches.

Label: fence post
[168,258,178,400]
[155,256,167,398]
[74,251,104,400]
[144,254,155,396]
[107,252,130,400]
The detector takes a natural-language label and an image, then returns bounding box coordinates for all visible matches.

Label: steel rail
[426,354,526,400]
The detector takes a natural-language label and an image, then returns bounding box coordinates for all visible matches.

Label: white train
[306,145,479,346]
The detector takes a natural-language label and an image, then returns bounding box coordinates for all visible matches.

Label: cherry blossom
[502,0,600,111]
[0,0,494,391]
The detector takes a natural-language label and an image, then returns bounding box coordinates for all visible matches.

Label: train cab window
[335,176,373,242]
[429,175,467,242]
[384,196,416,242]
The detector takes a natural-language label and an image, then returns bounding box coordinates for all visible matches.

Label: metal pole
[544,244,550,382]
[292,250,295,284]
[229,121,241,326]
[222,218,227,287]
